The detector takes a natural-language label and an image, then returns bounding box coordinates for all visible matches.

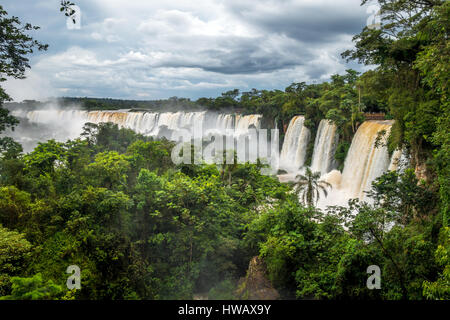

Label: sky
[2,0,377,101]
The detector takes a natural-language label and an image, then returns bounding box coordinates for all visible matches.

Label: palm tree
[293,167,332,206]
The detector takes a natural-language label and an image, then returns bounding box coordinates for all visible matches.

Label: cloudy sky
[2,0,375,101]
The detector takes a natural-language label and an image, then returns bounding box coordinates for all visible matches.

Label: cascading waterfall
[136,112,159,135]
[12,109,408,207]
[388,148,410,173]
[310,119,338,175]
[26,109,89,124]
[214,114,234,131]
[87,111,160,135]
[317,120,394,208]
[235,114,262,135]
[279,116,310,172]
[340,120,393,198]
[21,109,262,141]
[6,109,93,151]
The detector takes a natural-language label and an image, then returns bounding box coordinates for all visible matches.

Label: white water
[214,114,234,131]
[340,121,393,198]
[278,116,310,172]
[235,114,262,134]
[317,120,394,208]
[8,109,267,161]
[278,119,408,209]
[19,109,262,140]
[310,119,338,175]
[388,148,409,173]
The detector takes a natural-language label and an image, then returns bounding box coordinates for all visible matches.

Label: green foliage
[0,186,32,230]
[24,140,66,175]
[248,200,317,291]
[423,227,450,299]
[366,169,436,224]
[0,225,33,295]
[433,111,450,227]
[334,141,350,171]
[333,240,383,299]
[0,273,63,300]
[0,120,294,299]
[208,279,237,300]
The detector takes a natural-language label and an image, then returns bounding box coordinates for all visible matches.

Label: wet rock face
[235,256,280,300]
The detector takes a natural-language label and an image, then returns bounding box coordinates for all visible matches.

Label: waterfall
[215,114,234,131]
[12,109,404,209]
[22,109,262,141]
[235,114,262,135]
[136,112,159,135]
[17,110,398,204]
[5,109,91,152]
[314,120,394,209]
[87,110,128,126]
[27,109,89,124]
[279,116,310,172]
[340,120,393,198]
[310,119,338,175]
[388,149,403,171]
[316,120,393,209]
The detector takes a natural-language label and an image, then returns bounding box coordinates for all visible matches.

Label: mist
[2,101,86,153]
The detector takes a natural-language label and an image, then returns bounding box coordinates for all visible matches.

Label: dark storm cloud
[226,1,368,44]
[201,54,299,74]
[195,38,312,74]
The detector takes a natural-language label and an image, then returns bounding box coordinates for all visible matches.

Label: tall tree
[0,5,48,136]
[293,167,331,207]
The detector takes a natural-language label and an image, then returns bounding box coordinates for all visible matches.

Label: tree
[423,227,450,299]
[329,169,440,300]
[342,0,443,67]
[0,273,64,300]
[0,5,48,135]
[0,186,32,230]
[293,167,331,207]
[414,1,450,226]
[0,225,33,295]
[317,70,364,139]
[85,151,131,190]
[365,169,435,224]
[246,199,319,292]
[23,140,66,175]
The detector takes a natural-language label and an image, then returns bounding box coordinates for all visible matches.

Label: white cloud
[3,0,372,100]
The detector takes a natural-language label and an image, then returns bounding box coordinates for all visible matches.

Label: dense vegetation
[0,122,446,300]
[0,122,445,300]
[0,0,448,300]
[5,96,201,112]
